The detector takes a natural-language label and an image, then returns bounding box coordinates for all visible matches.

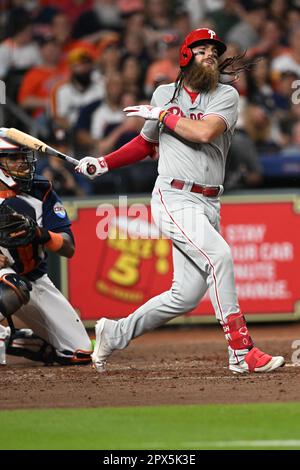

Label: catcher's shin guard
[0,273,32,317]
[55,349,92,365]
[6,329,92,365]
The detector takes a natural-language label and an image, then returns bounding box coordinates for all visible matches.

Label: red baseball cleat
[229,346,285,374]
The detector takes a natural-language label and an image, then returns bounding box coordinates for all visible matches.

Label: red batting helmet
[179,28,227,68]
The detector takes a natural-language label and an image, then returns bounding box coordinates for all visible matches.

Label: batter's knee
[224,244,233,260]
[168,286,199,313]
[0,274,32,318]
[213,243,233,266]
[222,245,235,271]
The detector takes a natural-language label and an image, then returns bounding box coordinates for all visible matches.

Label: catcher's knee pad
[0,273,32,317]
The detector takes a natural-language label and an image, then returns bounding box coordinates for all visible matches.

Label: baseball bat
[1,128,96,175]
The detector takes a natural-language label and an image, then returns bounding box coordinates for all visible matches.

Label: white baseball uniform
[98,82,241,350]
[0,268,91,358]
[0,176,91,361]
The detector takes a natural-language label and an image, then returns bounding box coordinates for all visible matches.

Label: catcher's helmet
[0,137,37,192]
[179,28,227,68]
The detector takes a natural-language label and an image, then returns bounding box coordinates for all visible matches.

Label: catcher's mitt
[0,204,38,248]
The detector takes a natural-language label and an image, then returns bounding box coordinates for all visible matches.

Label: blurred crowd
[0,0,300,196]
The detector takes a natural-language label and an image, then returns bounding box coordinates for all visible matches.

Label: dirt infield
[1,322,300,410]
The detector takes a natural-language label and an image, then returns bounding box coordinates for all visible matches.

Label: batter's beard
[184,61,220,93]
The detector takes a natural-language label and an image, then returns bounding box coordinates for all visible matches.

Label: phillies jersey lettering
[141,82,239,185]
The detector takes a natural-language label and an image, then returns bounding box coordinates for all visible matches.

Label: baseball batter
[76,28,285,374]
[0,135,92,365]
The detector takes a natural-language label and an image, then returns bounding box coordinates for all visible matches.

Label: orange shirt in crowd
[18,65,68,117]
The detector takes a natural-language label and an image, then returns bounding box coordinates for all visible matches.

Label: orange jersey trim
[0,190,17,198]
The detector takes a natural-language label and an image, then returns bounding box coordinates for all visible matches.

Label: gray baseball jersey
[141,82,239,185]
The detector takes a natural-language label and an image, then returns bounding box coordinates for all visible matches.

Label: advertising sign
[62,194,300,322]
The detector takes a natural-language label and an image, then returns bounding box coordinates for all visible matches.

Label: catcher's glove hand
[0,204,38,248]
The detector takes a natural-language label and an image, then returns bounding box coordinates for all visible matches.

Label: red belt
[171,179,221,197]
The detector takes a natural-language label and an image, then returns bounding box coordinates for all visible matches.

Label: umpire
[0,133,92,365]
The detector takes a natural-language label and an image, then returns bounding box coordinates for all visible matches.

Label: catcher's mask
[0,137,37,192]
[179,28,227,68]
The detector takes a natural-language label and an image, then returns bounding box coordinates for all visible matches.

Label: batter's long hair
[169,52,258,103]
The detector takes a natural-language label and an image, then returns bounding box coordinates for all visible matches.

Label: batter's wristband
[163,113,180,131]
[44,231,64,252]
[159,110,169,123]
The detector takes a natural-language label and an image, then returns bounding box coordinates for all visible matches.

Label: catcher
[0,134,92,366]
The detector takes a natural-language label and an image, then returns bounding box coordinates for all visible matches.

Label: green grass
[1,403,300,450]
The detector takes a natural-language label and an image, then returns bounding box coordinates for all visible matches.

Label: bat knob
[87,164,96,175]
